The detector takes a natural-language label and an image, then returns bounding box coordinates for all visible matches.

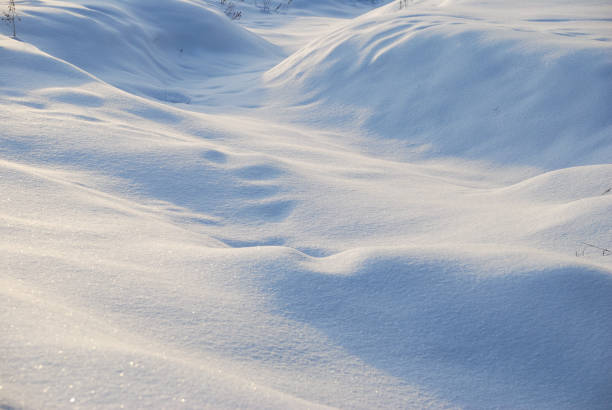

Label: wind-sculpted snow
[13,0,279,101]
[266,0,612,168]
[277,246,612,408]
[1,0,612,408]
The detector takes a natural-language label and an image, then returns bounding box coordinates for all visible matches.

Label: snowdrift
[287,0,393,17]
[266,0,612,168]
[276,246,612,408]
[15,0,279,100]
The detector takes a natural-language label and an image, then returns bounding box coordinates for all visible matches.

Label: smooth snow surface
[1,0,611,408]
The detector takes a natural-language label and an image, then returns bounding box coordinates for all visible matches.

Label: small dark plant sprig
[256,0,292,14]
[220,0,242,20]
[256,0,272,13]
[224,2,242,20]
[576,242,611,257]
[2,0,20,38]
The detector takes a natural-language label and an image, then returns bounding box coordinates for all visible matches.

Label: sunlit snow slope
[266,0,612,168]
[1,0,611,409]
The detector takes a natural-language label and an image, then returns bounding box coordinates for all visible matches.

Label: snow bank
[266,0,612,168]
[287,0,392,17]
[276,245,612,408]
[15,0,279,99]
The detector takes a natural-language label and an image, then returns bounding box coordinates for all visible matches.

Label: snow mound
[15,0,279,99]
[0,37,95,90]
[266,0,612,168]
[287,0,393,17]
[273,246,612,408]
[493,164,612,202]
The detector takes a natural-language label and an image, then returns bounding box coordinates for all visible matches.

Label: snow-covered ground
[1,0,611,408]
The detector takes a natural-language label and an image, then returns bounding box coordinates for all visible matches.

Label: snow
[1,0,611,408]
[265,0,612,168]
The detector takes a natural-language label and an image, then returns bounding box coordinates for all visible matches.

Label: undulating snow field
[1,0,612,408]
